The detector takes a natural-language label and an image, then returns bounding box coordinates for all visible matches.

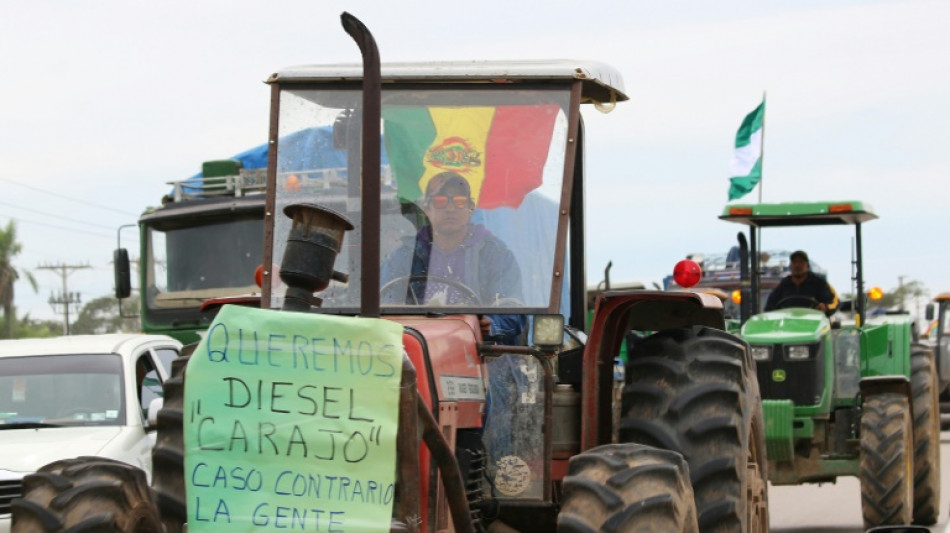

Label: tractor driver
[765,250,839,315]
[382,171,526,343]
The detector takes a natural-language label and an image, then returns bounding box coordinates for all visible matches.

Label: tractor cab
[259,60,606,326]
[721,200,941,528]
[259,58,637,530]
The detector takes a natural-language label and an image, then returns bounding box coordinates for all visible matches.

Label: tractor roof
[267,59,628,106]
[935,293,950,302]
[719,201,877,227]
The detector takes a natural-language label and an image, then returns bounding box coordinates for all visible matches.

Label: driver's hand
[818,303,828,312]
[479,315,492,337]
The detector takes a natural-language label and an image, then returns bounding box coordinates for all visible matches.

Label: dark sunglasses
[428,195,470,209]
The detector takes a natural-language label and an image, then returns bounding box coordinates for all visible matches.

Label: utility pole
[38,262,91,335]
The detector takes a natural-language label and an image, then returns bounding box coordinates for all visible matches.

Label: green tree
[894,278,928,313]
[10,314,62,338]
[0,220,38,338]
[71,293,141,335]
[866,278,928,314]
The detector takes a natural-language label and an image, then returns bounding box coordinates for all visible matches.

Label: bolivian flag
[383,104,560,209]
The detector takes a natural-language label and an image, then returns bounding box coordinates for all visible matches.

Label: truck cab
[115,160,266,344]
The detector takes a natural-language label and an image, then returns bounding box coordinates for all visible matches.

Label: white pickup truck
[0,333,181,532]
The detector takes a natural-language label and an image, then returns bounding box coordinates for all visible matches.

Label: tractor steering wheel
[380,275,482,306]
[774,295,822,310]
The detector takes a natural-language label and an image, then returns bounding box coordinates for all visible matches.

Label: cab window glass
[135,354,162,418]
[154,347,180,377]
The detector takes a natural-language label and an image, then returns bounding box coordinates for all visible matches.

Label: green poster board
[184,305,404,532]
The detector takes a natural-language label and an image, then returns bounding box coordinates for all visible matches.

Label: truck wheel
[11,457,161,532]
[557,443,698,533]
[619,326,769,533]
[150,344,195,533]
[860,392,913,528]
[910,344,940,524]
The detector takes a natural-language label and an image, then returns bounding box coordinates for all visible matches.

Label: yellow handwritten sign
[184,305,404,532]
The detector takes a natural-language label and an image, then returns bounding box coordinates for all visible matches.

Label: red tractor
[12,14,767,533]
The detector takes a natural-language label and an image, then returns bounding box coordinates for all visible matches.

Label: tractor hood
[741,308,830,344]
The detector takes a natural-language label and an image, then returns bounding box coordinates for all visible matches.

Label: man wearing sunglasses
[382,171,525,343]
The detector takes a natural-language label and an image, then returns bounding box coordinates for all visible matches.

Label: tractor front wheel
[619,326,768,533]
[557,443,698,533]
[910,344,940,525]
[150,345,195,533]
[860,392,914,528]
[11,457,161,532]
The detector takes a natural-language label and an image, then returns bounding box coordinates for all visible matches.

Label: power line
[0,176,138,216]
[0,215,113,240]
[0,200,118,231]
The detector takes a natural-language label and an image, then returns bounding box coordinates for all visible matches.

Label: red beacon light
[254,264,265,288]
[673,259,703,288]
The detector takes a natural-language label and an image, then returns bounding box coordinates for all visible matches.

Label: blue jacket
[382,223,526,343]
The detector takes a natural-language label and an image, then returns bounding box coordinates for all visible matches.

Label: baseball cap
[425,172,471,199]
[790,250,809,263]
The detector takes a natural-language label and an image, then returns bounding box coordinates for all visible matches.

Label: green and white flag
[728,100,765,200]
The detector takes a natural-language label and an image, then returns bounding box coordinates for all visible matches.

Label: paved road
[768,430,950,532]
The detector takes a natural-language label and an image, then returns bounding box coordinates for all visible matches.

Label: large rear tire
[619,326,769,533]
[150,344,195,533]
[557,443,698,533]
[860,392,914,528]
[11,457,161,533]
[910,344,940,525]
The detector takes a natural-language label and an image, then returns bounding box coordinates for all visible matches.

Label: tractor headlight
[532,314,565,348]
[786,345,813,360]
[751,345,772,361]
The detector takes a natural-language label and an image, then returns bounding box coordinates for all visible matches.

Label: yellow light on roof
[731,290,742,304]
[868,286,884,301]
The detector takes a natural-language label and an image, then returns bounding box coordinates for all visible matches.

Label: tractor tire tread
[557,443,698,533]
[619,326,768,532]
[910,344,940,525]
[150,349,193,533]
[860,393,914,528]
[11,457,160,533]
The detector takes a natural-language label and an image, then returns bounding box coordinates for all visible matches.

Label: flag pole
[758,90,766,203]
[755,91,766,300]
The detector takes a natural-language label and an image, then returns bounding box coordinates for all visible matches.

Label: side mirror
[925,303,934,321]
[114,248,132,299]
[147,397,163,428]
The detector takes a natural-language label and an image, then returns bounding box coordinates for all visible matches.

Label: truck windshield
[268,85,572,314]
[0,354,125,427]
[145,215,263,311]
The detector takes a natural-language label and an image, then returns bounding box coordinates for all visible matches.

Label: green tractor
[720,200,941,528]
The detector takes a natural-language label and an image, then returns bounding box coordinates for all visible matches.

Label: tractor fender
[593,289,725,332]
[582,290,727,447]
[860,375,913,414]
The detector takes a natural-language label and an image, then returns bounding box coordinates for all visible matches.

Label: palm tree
[0,220,38,338]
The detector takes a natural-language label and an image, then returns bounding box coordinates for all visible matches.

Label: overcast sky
[2,0,947,327]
